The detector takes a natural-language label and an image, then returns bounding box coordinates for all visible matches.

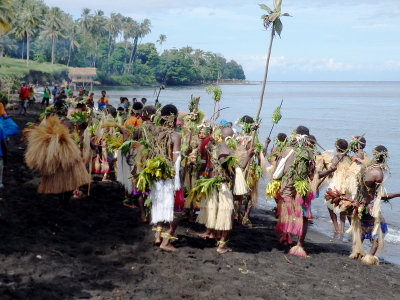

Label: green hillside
[0,57,68,77]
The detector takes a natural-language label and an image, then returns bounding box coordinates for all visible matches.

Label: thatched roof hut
[68,67,97,89]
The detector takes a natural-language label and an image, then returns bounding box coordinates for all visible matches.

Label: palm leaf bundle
[187,177,222,202]
[134,157,175,192]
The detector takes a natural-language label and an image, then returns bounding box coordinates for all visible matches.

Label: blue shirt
[0,124,6,157]
[98,102,107,111]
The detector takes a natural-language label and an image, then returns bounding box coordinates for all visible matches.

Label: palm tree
[122,18,137,69]
[0,32,17,62]
[156,34,166,54]
[65,20,80,66]
[20,1,41,65]
[256,1,291,119]
[182,46,193,59]
[11,20,26,59]
[0,0,13,33]
[105,12,122,57]
[80,8,92,31]
[128,19,151,73]
[39,7,65,64]
[193,49,204,68]
[89,10,106,67]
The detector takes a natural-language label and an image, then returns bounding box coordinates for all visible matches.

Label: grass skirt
[214,183,234,231]
[24,115,91,194]
[275,193,304,237]
[150,179,174,223]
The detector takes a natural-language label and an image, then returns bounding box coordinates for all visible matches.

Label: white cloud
[353,24,396,30]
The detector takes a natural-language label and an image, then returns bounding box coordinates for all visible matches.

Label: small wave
[385,228,400,244]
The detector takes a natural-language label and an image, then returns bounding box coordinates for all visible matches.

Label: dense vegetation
[0,0,245,85]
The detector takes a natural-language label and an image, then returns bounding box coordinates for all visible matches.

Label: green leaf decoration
[271,106,282,124]
[274,0,282,13]
[205,84,222,102]
[274,18,283,37]
[220,155,239,170]
[70,111,88,125]
[259,4,273,12]
[119,139,133,156]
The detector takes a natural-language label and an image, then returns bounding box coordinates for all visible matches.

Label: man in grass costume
[135,104,182,251]
[234,115,266,227]
[267,125,317,257]
[189,127,253,253]
[342,146,400,265]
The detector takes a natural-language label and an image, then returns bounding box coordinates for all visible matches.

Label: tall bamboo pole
[256,26,275,121]
[251,26,275,147]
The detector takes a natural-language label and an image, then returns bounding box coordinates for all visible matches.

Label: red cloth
[174,188,185,214]
[19,87,29,99]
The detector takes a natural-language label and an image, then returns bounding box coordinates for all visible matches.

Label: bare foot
[216,247,232,254]
[160,243,177,252]
[123,202,138,209]
[154,234,162,245]
[197,232,211,239]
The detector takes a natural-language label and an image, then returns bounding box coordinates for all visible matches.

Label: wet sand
[0,111,400,300]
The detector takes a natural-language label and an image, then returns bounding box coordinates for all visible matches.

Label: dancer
[124,102,143,128]
[135,104,182,251]
[341,146,400,265]
[235,115,264,226]
[323,139,352,233]
[190,127,252,253]
[272,126,317,257]
[23,115,91,207]
[350,136,370,164]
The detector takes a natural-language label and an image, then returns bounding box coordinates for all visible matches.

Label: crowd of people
[20,88,400,266]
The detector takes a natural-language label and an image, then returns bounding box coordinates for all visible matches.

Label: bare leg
[160,218,180,251]
[339,212,346,233]
[154,222,164,244]
[58,191,73,208]
[369,238,379,256]
[216,230,232,253]
[297,217,309,248]
[234,196,243,220]
[327,208,339,232]
[137,194,147,222]
[242,199,253,227]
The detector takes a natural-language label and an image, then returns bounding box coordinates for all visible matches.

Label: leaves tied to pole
[268,99,283,138]
[182,95,201,183]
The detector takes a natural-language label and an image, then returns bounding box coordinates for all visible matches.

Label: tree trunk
[108,33,112,58]
[128,36,139,73]
[0,49,3,63]
[51,36,55,64]
[21,39,24,59]
[26,33,30,66]
[67,47,71,66]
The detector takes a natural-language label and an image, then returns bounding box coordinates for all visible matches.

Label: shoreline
[1,110,400,299]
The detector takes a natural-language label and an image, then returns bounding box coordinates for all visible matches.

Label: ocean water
[93,81,400,263]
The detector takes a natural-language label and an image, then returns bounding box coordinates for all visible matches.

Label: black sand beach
[0,111,400,300]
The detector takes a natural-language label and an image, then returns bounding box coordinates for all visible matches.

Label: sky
[44,0,400,81]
